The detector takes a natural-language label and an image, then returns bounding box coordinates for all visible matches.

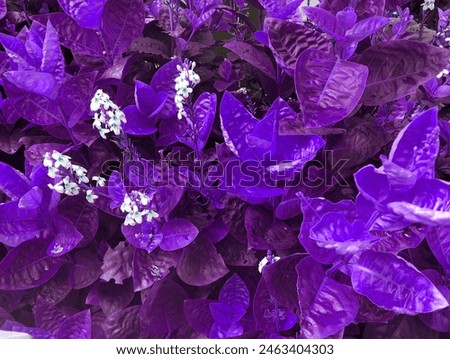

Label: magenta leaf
[352,251,449,314]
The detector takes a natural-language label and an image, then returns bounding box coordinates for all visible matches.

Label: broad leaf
[160,218,199,251]
[57,0,107,30]
[0,162,32,200]
[0,241,65,290]
[352,250,449,314]
[101,0,145,55]
[296,257,359,338]
[360,40,450,105]
[55,310,91,339]
[295,49,368,128]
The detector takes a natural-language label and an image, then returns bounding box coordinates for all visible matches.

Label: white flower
[48,181,64,194]
[140,193,150,206]
[47,166,58,179]
[92,176,106,187]
[124,215,136,226]
[421,0,435,11]
[146,210,159,221]
[43,152,53,168]
[62,176,80,196]
[51,151,71,169]
[258,255,281,273]
[71,165,89,183]
[50,244,64,255]
[85,190,98,203]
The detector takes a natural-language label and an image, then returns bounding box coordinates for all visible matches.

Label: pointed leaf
[0,162,32,200]
[57,0,107,30]
[427,227,450,275]
[4,71,58,100]
[360,40,450,105]
[184,299,215,337]
[103,305,144,339]
[34,297,66,334]
[295,49,368,128]
[133,248,181,291]
[150,57,183,118]
[101,0,145,55]
[266,18,332,76]
[86,281,134,316]
[177,236,229,286]
[0,201,45,247]
[0,240,65,290]
[140,279,188,336]
[41,21,64,87]
[47,214,84,257]
[216,274,249,325]
[352,250,449,314]
[160,218,199,251]
[220,91,258,158]
[224,40,276,80]
[389,107,439,178]
[68,251,102,289]
[55,310,91,339]
[296,257,359,338]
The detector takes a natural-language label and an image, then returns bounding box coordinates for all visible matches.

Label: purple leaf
[55,310,91,339]
[0,240,65,290]
[60,72,97,128]
[4,71,58,100]
[259,0,303,19]
[58,196,99,247]
[34,297,66,334]
[295,49,368,128]
[32,13,104,57]
[134,80,167,118]
[388,107,439,179]
[47,213,84,257]
[0,162,32,200]
[266,17,333,76]
[150,57,183,119]
[86,280,134,316]
[220,91,258,158]
[298,195,356,264]
[178,92,217,153]
[212,274,250,325]
[103,305,144,339]
[0,0,5,19]
[352,250,449,314]
[41,21,64,87]
[177,236,229,286]
[302,6,341,38]
[184,299,215,337]
[160,218,199,251]
[388,178,450,226]
[68,251,102,289]
[101,0,145,55]
[140,279,188,336]
[360,40,450,105]
[0,201,45,247]
[100,242,134,284]
[310,212,379,256]
[57,0,107,30]
[345,16,390,43]
[296,257,359,338]
[427,227,450,275]
[121,221,162,253]
[133,248,181,291]
[18,187,43,209]
[224,40,276,80]
[262,254,304,313]
[253,277,297,333]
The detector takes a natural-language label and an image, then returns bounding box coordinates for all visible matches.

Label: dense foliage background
[0,0,449,339]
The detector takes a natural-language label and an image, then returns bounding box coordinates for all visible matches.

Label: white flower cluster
[90,89,127,139]
[421,0,434,11]
[43,150,105,203]
[120,190,159,226]
[174,60,201,120]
